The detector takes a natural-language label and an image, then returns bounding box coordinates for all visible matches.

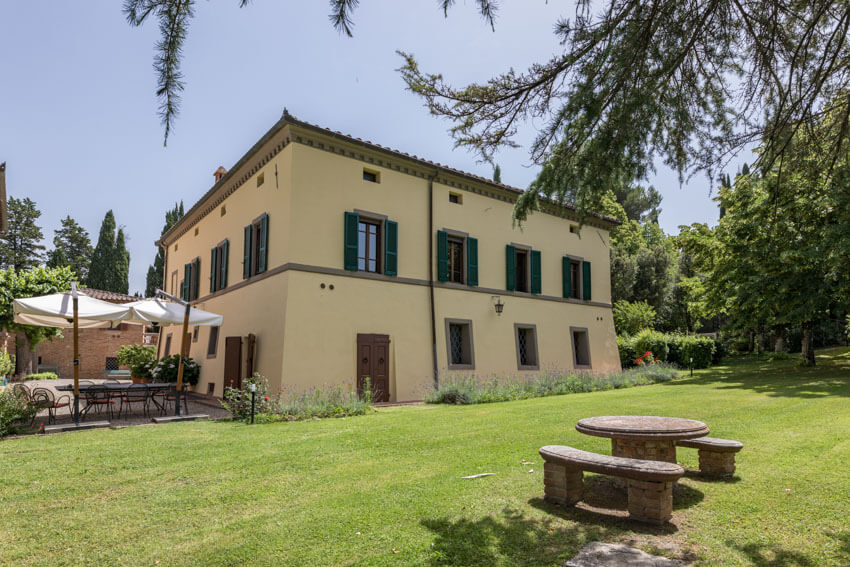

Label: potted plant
[116,344,157,383]
[150,354,200,388]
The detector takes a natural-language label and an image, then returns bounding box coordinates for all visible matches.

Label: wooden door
[357,334,390,403]
[224,336,242,390]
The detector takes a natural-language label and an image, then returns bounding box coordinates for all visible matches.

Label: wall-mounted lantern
[492,296,504,316]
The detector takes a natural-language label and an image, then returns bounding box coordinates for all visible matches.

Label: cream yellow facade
[158,112,621,401]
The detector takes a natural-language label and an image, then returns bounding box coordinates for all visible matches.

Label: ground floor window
[164,334,172,357]
[571,327,591,368]
[207,326,220,358]
[445,318,475,369]
[105,357,119,371]
[514,324,539,370]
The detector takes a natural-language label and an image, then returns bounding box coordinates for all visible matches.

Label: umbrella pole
[175,303,191,416]
[72,284,80,426]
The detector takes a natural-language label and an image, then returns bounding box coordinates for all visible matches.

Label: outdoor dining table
[576,415,709,464]
[55,382,179,419]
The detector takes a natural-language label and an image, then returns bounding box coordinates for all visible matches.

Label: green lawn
[2,350,850,566]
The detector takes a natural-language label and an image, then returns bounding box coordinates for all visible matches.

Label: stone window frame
[192,325,200,343]
[564,254,585,300]
[514,323,540,371]
[444,318,475,370]
[570,326,592,369]
[510,242,533,294]
[164,333,173,357]
[170,270,178,297]
[442,228,470,285]
[207,325,220,358]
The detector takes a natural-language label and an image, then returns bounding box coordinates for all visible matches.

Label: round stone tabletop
[575,416,709,441]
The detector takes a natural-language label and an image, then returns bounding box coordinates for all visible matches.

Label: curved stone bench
[539,445,684,525]
[676,437,743,478]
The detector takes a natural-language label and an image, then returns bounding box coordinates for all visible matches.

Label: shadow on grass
[828,531,850,561]
[421,507,608,566]
[682,469,742,484]
[661,351,850,399]
[730,541,816,566]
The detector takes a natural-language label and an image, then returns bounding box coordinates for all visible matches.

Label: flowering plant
[634,351,660,366]
[150,354,200,385]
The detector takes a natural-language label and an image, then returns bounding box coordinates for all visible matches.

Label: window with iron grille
[445,319,474,369]
[514,324,539,370]
[105,357,119,371]
[571,327,592,368]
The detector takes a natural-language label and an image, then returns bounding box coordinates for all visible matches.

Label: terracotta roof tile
[82,289,141,304]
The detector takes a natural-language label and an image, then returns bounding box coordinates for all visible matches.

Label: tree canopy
[145,201,184,297]
[46,215,93,284]
[0,197,45,272]
[88,210,130,293]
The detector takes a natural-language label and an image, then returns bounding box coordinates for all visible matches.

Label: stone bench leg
[627,479,674,524]
[543,462,583,506]
[698,449,737,477]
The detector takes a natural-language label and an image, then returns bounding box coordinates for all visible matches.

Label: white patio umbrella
[127,291,223,415]
[13,283,133,425]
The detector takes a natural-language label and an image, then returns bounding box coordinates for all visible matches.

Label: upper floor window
[506,245,540,294]
[182,257,201,301]
[436,230,478,286]
[562,256,591,301]
[343,211,398,276]
[243,214,269,279]
[210,240,229,292]
[362,169,380,183]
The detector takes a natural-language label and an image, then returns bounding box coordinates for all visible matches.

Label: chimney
[213,166,228,183]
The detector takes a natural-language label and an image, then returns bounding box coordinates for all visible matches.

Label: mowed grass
[2,350,850,566]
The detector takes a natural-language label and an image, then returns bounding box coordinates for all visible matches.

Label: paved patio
[9,379,231,428]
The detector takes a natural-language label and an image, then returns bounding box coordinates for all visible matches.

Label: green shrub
[667,335,716,369]
[116,344,156,379]
[613,300,657,336]
[221,373,274,421]
[617,335,638,368]
[24,372,59,381]
[426,365,679,405]
[632,329,670,362]
[0,349,12,377]
[150,355,200,385]
[0,388,38,437]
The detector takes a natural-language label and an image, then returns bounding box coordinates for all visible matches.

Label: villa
[156,111,621,401]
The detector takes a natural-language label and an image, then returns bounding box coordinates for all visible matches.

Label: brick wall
[32,324,144,379]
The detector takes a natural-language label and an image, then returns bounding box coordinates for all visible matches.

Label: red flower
[644,351,651,356]
[264,396,270,401]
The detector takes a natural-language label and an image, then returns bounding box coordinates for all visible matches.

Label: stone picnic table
[575,415,709,464]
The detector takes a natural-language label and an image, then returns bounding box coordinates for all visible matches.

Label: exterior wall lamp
[492,296,504,316]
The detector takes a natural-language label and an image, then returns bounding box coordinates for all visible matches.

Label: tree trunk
[801,321,816,365]
[774,324,787,353]
[756,327,766,355]
[748,330,755,353]
[14,332,36,377]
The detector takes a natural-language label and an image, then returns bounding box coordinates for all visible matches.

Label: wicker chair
[29,388,71,425]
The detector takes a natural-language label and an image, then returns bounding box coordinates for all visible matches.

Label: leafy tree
[0,266,74,376]
[611,184,662,224]
[145,202,184,297]
[88,210,130,293]
[613,300,657,336]
[46,216,93,284]
[0,197,45,271]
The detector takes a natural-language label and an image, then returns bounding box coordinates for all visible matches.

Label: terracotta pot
[131,377,150,384]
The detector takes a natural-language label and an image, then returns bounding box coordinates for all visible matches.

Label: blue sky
[1,1,741,294]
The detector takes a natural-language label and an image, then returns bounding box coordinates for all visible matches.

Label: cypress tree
[112,228,130,294]
[88,210,117,291]
[145,201,184,297]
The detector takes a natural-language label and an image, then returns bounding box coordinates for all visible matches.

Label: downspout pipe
[428,172,439,389]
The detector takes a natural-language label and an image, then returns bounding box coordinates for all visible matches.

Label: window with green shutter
[210,240,229,292]
[219,240,229,289]
[384,220,398,276]
[530,250,541,294]
[437,230,449,282]
[582,260,592,301]
[466,237,478,287]
[243,224,252,279]
[505,244,517,291]
[256,214,269,274]
[210,247,218,293]
[192,258,201,300]
[343,212,359,271]
[183,263,191,301]
[562,256,571,298]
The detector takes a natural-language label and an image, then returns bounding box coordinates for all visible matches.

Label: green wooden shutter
[192,258,200,300]
[183,263,191,301]
[220,240,229,289]
[210,248,218,293]
[582,260,592,301]
[436,230,449,282]
[505,244,516,291]
[562,257,571,298]
[344,212,359,270]
[384,220,398,276]
[243,225,252,279]
[466,237,478,287]
[530,250,542,294]
[257,214,269,274]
